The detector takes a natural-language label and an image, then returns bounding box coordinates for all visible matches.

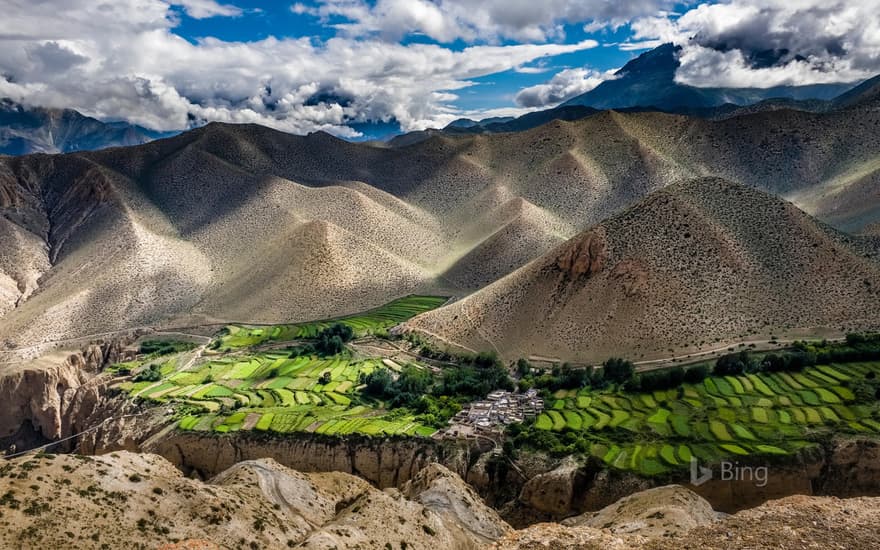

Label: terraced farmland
[214,295,447,349]
[119,351,436,438]
[533,363,880,476]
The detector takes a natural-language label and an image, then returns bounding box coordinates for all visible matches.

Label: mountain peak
[615,43,680,78]
[561,44,853,111]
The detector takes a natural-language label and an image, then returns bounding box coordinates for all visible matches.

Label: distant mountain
[445,106,598,135]
[0,99,172,155]
[423,45,867,139]
[562,44,855,111]
[832,74,880,110]
[445,116,515,130]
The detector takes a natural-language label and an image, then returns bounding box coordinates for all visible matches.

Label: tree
[363,368,393,398]
[602,357,634,384]
[319,371,331,385]
[684,364,709,384]
[714,351,750,376]
[516,358,532,377]
[394,366,432,395]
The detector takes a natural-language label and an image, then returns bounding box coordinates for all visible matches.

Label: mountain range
[444,44,869,135]
[2,83,879,359]
[0,99,172,155]
[2,45,876,156]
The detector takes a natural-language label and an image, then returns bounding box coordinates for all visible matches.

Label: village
[440,389,544,440]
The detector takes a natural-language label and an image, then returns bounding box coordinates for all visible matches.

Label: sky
[1,1,879,138]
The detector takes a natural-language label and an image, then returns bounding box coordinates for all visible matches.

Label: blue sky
[1,1,877,138]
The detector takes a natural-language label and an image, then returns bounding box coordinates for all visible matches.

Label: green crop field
[532,363,880,476]
[118,350,436,438]
[213,295,448,349]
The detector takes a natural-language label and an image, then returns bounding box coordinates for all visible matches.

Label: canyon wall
[0,342,124,452]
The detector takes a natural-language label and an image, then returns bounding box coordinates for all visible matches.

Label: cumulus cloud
[172,0,243,19]
[629,0,880,87]
[515,68,614,107]
[300,0,676,43]
[0,0,598,134]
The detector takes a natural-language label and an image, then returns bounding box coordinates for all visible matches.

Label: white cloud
[515,67,614,107]
[629,0,880,87]
[0,0,598,133]
[172,0,243,19]
[301,0,677,43]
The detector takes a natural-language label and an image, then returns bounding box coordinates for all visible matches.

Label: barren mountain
[406,178,880,362]
[2,101,880,347]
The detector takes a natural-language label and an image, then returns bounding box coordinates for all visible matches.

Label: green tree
[363,368,393,398]
[602,357,634,384]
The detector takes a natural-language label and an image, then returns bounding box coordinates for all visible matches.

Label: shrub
[133,365,161,383]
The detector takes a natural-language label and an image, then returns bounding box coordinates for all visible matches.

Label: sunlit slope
[406,178,880,362]
[2,100,880,345]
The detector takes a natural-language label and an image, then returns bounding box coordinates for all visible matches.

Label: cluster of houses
[441,389,544,439]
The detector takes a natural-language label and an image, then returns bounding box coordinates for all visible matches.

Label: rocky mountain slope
[0,99,167,155]
[2,100,880,352]
[2,451,877,549]
[0,451,509,549]
[406,178,880,362]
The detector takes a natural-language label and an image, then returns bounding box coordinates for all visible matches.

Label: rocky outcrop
[562,485,717,538]
[403,463,512,543]
[513,458,653,523]
[554,229,606,279]
[817,438,880,496]
[0,451,507,549]
[517,457,589,517]
[0,342,123,448]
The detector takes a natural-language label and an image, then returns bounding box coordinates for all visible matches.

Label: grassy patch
[213,295,447,349]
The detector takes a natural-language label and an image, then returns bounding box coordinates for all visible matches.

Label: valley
[2,53,880,550]
[9,296,878,524]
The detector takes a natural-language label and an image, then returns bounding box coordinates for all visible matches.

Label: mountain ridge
[405,177,880,361]
[3,102,880,349]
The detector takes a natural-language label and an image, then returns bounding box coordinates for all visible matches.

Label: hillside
[405,178,880,362]
[3,102,880,347]
[0,100,168,155]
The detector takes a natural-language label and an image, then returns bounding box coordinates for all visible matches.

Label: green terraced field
[214,295,448,349]
[118,350,436,438]
[533,363,880,476]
